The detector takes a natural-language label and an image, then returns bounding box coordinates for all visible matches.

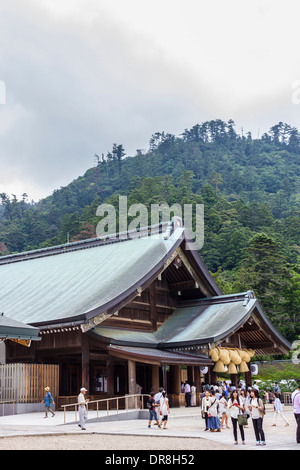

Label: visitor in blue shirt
[41,386,55,418]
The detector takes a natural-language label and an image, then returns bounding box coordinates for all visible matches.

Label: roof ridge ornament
[243,290,255,306]
[163,216,183,240]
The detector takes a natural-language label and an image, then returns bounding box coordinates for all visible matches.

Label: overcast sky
[1,0,300,201]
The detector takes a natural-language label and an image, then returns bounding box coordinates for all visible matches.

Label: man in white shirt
[184,381,191,407]
[153,387,164,417]
[78,387,89,430]
[154,387,164,404]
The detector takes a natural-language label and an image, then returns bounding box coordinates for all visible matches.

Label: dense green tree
[0,119,299,343]
[230,233,295,338]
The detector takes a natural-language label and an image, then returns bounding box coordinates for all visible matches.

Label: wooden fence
[0,363,59,403]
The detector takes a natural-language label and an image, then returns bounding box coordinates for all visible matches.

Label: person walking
[253,381,259,392]
[201,390,211,431]
[184,381,191,407]
[41,386,55,418]
[159,391,170,429]
[219,391,230,429]
[222,380,229,398]
[248,388,266,446]
[239,389,250,427]
[263,389,269,404]
[136,383,143,409]
[272,392,289,427]
[228,390,245,445]
[147,392,161,428]
[190,383,196,407]
[78,387,89,430]
[207,390,221,432]
[154,387,164,421]
[274,382,281,401]
[292,382,300,444]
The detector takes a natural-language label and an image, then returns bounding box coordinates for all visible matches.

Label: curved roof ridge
[0,221,172,265]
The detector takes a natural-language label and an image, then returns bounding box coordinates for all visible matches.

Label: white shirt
[218,397,227,414]
[78,393,87,406]
[160,396,169,415]
[208,397,219,417]
[240,395,249,413]
[274,397,282,412]
[228,398,242,419]
[184,383,191,393]
[201,397,211,413]
[249,397,260,419]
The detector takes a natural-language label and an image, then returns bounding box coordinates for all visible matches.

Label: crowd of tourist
[199,381,267,445]
[147,379,300,447]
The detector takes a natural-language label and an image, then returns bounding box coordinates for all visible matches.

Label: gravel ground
[0,433,237,450]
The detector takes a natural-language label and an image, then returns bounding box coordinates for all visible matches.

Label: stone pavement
[0,405,298,450]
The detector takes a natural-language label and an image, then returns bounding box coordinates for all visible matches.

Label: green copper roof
[92,293,291,353]
[0,228,184,326]
[0,314,40,340]
[92,295,257,347]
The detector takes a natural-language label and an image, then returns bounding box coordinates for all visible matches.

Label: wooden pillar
[107,356,114,396]
[194,366,201,390]
[170,365,181,394]
[128,359,136,395]
[149,282,157,330]
[162,364,167,391]
[194,366,202,406]
[211,369,217,384]
[230,374,238,388]
[245,364,252,390]
[170,364,182,407]
[152,365,159,392]
[187,366,194,384]
[81,333,89,390]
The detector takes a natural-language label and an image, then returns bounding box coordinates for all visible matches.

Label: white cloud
[0,0,300,200]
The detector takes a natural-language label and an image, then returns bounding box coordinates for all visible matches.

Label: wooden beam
[169,280,196,291]
[248,341,275,349]
[238,324,260,333]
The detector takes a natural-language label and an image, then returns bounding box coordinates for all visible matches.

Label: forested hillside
[0,119,299,341]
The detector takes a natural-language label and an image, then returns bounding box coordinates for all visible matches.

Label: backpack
[147,400,153,410]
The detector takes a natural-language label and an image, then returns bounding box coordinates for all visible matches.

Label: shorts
[149,409,158,421]
[161,415,168,421]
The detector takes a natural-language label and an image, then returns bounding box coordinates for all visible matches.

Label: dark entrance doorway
[136,364,152,395]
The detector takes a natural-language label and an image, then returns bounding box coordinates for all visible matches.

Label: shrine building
[0,220,291,407]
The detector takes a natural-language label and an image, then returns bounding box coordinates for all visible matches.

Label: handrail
[61,394,149,424]
[0,400,16,416]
